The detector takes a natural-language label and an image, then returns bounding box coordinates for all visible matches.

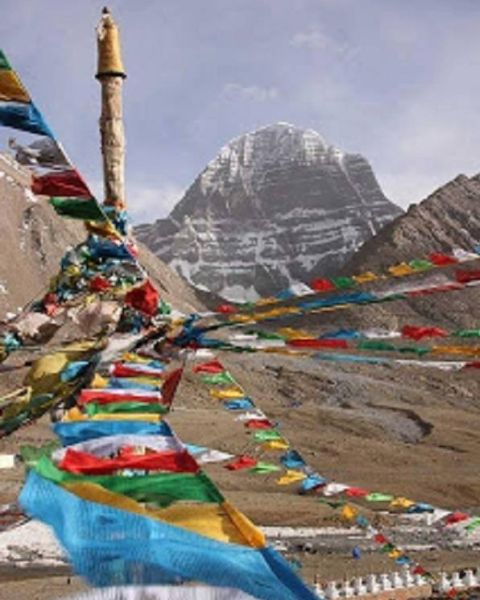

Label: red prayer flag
[110,363,164,379]
[225,455,258,471]
[161,368,184,406]
[244,419,274,430]
[310,278,335,292]
[78,388,163,406]
[345,487,368,497]
[192,360,225,374]
[455,269,480,284]
[401,325,448,341]
[445,511,469,525]
[124,279,159,316]
[89,275,111,292]
[288,338,348,349]
[32,169,91,198]
[42,292,58,316]
[407,283,463,296]
[465,361,480,369]
[374,534,387,544]
[216,304,237,314]
[59,448,199,475]
[428,253,458,267]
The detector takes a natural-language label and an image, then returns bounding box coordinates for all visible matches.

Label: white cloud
[126,182,185,224]
[290,30,330,50]
[290,28,357,62]
[222,83,278,102]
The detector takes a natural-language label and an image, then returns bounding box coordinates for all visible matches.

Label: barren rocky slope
[333,173,480,330]
[346,173,480,273]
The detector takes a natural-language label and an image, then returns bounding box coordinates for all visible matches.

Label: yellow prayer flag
[255,297,277,306]
[0,386,32,420]
[0,70,30,103]
[64,265,82,278]
[341,504,358,521]
[353,271,378,284]
[389,497,415,509]
[431,345,480,357]
[63,481,264,548]
[276,470,307,485]
[228,314,255,324]
[85,219,119,239]
[62,406,85,422]
[62,407,162,423]
[263,440,290,451]
[90,373,108,388]
[209,387,245,400]
[91,412,162,423]
[388,263,415,277]
[121,352,153,364]
[277,327,314,340]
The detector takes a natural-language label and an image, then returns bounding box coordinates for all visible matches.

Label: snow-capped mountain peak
[135,123,402,300]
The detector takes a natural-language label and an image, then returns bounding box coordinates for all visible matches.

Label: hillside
[346,174,480,273]
[0,152,203,318]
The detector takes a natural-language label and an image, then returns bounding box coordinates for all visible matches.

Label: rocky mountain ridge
[135,123,402,300]
[292,173,480,333]
[345,173,480,273]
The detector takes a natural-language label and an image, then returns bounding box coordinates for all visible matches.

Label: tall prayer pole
[96,7,126,211]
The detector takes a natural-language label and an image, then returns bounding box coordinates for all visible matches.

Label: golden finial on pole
[96,7,126,80]
[96,7,126,210]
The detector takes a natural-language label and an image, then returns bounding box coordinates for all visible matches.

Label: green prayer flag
[201,371,237,386]
[357,340,396,352]
[49,197,106,222]
[20,440,59,467]
[0,50,11,70]
[366,492,394,502]
[249,462,281,474]
[455,329,480,338]
[465,517,480,532]
[381,293,407,302]
[332,276,355,289]
[253,429,282,442]
[398,345,429,356]
[85,401,168,416]
[248,330,286,341]
[34,456,224,507]
[409,259,433,271]
[159,300,172,315]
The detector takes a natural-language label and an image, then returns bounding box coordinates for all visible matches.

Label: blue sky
[1,0,480,223]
